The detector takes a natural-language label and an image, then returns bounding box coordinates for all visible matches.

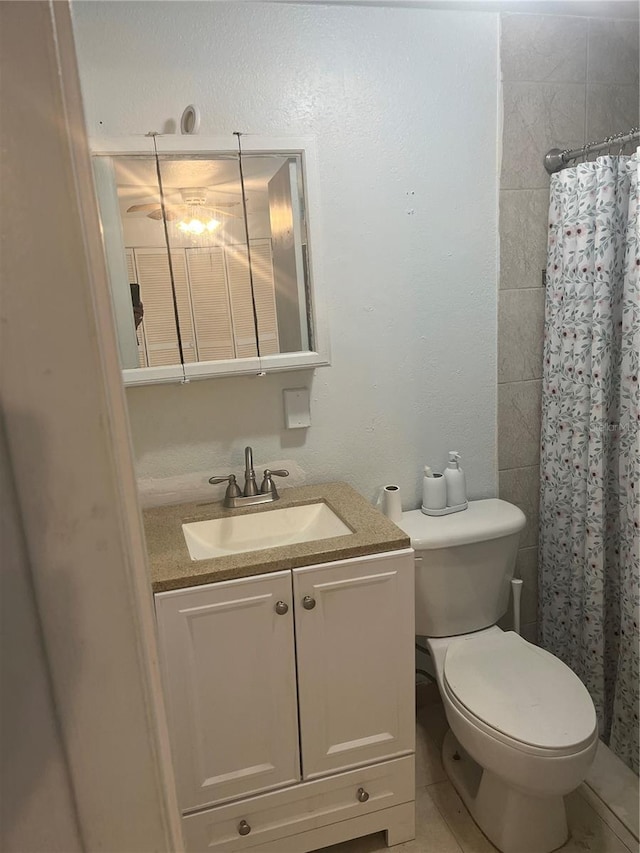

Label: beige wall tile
[586,83,640,143]
[501,14,587,83]
[501,82,585,189]
[498,546,538,630]
[500,189,549,290]
[498,380,542,470]
[498,289,545,383]
[515,545,538,624]
[587,18,639,86]
[521,621,538,644]
[499,465,540,548]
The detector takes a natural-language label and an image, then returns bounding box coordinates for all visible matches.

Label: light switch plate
[283,388,311,429]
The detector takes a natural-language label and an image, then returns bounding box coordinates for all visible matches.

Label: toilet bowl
[398,501,598,853]
[430,627,598,853]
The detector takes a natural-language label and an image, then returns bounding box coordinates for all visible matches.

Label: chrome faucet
[209,446,289,509]
[243,446,259,497]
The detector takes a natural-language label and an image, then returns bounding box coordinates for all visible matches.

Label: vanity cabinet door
[155,571,300,812]
[293,550,415,780]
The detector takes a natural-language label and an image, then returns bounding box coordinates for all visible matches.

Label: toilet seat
[443,631,597,756]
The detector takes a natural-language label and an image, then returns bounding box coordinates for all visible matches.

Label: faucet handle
[259,469,289,498]
[208,473,242,498]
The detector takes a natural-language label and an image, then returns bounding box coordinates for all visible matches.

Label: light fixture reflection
[177,217,221,235]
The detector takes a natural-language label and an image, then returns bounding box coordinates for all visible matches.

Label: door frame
[1,2,182,849]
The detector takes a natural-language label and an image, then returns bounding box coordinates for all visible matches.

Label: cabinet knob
[238,820,251,836]
[275,600,289,615]
[302,595,316,610]
[357,787,370,803]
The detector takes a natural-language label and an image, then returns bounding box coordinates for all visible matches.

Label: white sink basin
[182,502,353,560]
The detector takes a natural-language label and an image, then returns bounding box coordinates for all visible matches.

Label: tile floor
[314,684,637,853]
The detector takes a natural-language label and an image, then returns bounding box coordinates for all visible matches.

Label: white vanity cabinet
[293,557,415,779]
[155,549,415,853]
[155,570,300,810]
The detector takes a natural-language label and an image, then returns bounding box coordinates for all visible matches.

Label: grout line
[586,17,592,87]
[498,466,540,475]
[497,378,543,386]
[423,783,469,853]
[501,12,637,22]
[575,787,638,853]
[584,80,588,143]
[502,77,590,85]
[583,26,589,142]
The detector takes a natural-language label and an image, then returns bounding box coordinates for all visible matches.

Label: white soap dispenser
[444,451,467,509]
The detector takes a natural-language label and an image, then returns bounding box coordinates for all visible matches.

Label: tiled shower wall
[498,13,639,641]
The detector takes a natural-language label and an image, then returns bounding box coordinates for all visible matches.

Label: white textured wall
[73,1,500,508]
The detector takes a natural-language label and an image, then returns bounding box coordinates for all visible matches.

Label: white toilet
[398,499,598,853]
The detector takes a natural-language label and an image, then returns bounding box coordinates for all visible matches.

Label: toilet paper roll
[422,472,446,511]
[382,485,402,523]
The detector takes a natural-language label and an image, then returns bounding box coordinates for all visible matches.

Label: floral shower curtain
[539,152,639,774]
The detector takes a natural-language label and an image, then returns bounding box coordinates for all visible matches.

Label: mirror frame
[91,135,330,385]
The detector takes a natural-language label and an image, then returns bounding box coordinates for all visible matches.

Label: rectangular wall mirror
[92,136,329,385]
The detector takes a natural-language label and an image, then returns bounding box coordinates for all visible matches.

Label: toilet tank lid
[397,499,525,550]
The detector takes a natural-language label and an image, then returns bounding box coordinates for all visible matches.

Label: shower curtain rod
[544,126,639,174]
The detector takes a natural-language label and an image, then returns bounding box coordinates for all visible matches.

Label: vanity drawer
[182,755,414,852]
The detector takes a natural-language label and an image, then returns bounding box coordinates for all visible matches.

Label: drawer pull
[357,787,370,803]
[275,601,289,615]
[238,820,251,836]
[302,596,316,610]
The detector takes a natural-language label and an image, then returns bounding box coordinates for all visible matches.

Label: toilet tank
[398,499,526,637]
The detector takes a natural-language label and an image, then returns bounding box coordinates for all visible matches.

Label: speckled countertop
[144,482,410,593]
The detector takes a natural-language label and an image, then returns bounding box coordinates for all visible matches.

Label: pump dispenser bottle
[444,451,467,507]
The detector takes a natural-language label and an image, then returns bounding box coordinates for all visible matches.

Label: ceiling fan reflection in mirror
[127,186,241,233]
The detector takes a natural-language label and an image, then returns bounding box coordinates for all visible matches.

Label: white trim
[266,0,639,16]
[185,356,262,379]
[1,3,183,849]
[123,364,187,385]
[93,156,140,368]
[582,740,639,848]
[122,352,331,385]
[283,159,311,351]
